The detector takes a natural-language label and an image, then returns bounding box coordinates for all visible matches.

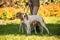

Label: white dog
[16,12,49,34]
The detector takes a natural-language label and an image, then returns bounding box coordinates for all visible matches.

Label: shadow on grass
[0,24,60,36]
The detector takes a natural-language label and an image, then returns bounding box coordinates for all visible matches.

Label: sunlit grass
[0,35,60,40]
[44,17,60,24]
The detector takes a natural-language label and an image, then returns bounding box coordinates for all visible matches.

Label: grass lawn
[0,17,60,40]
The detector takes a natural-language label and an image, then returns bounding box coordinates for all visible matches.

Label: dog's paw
[47,33,52,36]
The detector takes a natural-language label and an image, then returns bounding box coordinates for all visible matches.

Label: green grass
[0,17,60,40]
[0,24,60,35]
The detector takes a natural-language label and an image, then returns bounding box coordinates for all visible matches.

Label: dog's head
[15,12,28,20]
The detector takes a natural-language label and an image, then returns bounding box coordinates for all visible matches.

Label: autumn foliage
[39,2,60,17]
[0,2,60,19]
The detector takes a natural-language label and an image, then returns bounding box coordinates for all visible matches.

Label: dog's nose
[16,16,17,17]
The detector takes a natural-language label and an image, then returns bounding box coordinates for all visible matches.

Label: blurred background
[0,0,60,20]
[0,0,60,40]
[0,0,60,24]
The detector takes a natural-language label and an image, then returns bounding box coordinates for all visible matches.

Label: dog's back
[28,15,43,23]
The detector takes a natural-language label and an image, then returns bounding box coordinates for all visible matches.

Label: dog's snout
[16,15,18,17]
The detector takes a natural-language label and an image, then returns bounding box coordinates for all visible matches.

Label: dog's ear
[16,12,23,19]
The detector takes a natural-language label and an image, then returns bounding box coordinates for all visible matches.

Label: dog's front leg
[21,24,24,33]
[19,22,21,32]
[26,24,31,34]
[19,21,24,33]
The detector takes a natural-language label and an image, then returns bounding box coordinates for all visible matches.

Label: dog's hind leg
[40,21,49,34]
[40,26,43,34]
[38,24,43,34]
[34,25,38,34]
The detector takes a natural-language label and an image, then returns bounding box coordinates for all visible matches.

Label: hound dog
[15,12,49,34]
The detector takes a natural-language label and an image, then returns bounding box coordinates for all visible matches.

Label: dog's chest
[28,15,42,23]
[24,19,29,25]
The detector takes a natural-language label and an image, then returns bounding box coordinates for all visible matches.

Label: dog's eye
[23,15,25,18]
[23,13,25,17]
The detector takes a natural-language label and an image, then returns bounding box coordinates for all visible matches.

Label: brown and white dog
[15,12,49,34]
